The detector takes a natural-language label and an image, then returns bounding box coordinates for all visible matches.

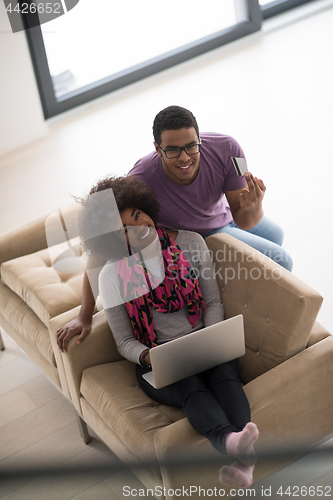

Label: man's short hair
[153,105,200,145]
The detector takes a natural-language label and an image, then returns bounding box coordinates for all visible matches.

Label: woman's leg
[137,365,258,488]
[201,361,259,456]
[200,361,259,487]
[200,360,251,432]
[136,365,237,454]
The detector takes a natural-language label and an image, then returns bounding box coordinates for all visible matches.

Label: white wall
[0,1,48,157]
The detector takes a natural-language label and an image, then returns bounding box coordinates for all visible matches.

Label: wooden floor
[1,330,332,499]
[0,332,147,499]
[1,1,333,498]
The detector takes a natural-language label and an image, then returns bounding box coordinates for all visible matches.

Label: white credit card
[231,157,249,176]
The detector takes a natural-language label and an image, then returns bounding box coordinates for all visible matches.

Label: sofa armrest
[307,320,331,347]
[49,306,81,399]
[49,307,123,412]
[205,233,323,383]
[0,200,80,267]
[243,335,333,446]
[0,213,48,267]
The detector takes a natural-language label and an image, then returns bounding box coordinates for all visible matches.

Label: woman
[78,175,259,488]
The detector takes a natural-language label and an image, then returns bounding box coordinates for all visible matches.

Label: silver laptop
[142,314,245,389]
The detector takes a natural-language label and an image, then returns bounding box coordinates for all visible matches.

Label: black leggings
[136,359,251,455]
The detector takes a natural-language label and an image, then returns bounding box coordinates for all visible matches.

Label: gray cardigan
[99,230,224,365]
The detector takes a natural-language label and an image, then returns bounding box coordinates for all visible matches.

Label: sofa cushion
[1,242,84,327]
[80,361,185,465]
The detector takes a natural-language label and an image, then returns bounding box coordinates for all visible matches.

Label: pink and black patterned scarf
[116,226,206,348]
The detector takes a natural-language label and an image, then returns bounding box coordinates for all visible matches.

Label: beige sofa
[0,206,85,398]
[1,206,333,499]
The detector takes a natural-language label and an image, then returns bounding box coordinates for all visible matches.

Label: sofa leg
[0,330,5,351]
[75,410,91,445]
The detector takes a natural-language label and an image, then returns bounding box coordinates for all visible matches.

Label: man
[57,105,292,351]
[130,106,292,267]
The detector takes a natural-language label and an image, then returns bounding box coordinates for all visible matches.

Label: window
[24,0,261,118]
[43,0,251,100]
[23,0,315,118]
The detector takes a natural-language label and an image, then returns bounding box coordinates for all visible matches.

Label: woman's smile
[139,226,151,240]
[119,207,157,252]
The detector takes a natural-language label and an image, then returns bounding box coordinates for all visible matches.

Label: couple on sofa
[56,105,292,487]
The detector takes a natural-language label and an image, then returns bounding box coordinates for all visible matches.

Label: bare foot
[225,422,259,466]
[219,461,254,488]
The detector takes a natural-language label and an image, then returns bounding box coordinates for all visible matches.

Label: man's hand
[56,317,92,353]
[239,173,266,214]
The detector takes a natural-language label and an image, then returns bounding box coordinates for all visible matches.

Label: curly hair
[153,105,200,145]
[78,176,160,260]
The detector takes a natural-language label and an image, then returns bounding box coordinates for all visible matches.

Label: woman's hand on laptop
[56,317,92,353]
[140,349,151,367]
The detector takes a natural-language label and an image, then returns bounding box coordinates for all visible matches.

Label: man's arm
[225,173,266,231]
[56,255,105,352]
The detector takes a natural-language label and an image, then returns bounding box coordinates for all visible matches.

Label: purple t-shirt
[128,133,247,237]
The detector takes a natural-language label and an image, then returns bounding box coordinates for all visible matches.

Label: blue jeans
[205,216,293,272]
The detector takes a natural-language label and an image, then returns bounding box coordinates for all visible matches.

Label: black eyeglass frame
[157,142,202,159]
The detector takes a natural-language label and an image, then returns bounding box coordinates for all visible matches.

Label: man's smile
[177,162,193,171]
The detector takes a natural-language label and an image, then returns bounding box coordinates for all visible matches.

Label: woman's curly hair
[78,175,160,259]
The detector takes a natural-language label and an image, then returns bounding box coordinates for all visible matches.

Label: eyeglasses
[157,142,201,159]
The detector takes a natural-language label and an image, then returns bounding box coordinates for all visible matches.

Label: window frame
[24,0,262,119]
[260,0,317,19]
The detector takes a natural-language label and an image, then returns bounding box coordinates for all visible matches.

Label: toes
[239,423,259,449]
[219,465,239,486]
[246,422,259,440]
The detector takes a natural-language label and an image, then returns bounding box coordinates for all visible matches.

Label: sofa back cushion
[0,201,86,327]
[1,242,84,327]
[205,234,323,384]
